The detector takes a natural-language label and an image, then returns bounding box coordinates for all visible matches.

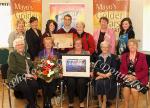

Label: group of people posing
[7,14,149,108]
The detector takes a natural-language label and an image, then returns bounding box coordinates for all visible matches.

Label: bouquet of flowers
[33,56,62,83]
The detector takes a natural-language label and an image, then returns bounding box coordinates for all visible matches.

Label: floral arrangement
[33,56,62,83]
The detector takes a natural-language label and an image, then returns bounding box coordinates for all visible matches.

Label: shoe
[44,103,52,108]
[25,104,30,108]
[68,103,73,108]
[106,101,112,107]
[80,102,85,108]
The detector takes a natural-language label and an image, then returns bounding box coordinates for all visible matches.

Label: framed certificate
[52,33,73,48]
[62,55,90,77]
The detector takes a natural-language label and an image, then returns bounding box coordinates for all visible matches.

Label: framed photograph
[52,33,73,48]
[62,55,90,77]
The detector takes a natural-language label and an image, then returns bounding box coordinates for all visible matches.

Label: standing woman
[41,20,58,48]
[93,17,116,54]
[73,21,95,54]
[26,16,42,61]
[117,17,135,55]
[8,18,26,52]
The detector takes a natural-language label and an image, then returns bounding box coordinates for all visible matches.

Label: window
[0,3,11,48]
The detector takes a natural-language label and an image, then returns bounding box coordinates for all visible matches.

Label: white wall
[143,0,150,52]
[129,0,143,51]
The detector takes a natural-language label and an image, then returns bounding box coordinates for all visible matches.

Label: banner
[93,0,130,37]
[10,0,42,30]
[50,3,85,29]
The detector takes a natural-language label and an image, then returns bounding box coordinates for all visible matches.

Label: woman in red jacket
[73,21,95,54]
[120,39,148,108]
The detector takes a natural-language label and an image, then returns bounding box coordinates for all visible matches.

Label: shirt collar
[99,53,111,58]
[62,26,72,32]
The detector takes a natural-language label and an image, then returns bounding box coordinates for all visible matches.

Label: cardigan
[38,48,61,59]
[7,51,33,83]
[119,52,148,85]
[94,54,117,74]
[73,32,95,54]
[26,28,42,60]
[93,28,116,54]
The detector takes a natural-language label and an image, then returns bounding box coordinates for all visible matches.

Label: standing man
[57,14,77,34]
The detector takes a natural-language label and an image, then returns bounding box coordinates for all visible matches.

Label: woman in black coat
[26,16,42,61]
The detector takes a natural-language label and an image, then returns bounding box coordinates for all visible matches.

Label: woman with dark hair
[43,20,58,37]
[41,20,58,48]
[93,17,116,55]
[117,17,135,55]
[26,16,42,61]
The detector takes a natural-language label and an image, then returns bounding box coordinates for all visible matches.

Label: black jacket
[26,28,42,60]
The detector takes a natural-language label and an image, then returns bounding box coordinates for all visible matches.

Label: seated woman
[120,39,148,108]
[38,37,61,108]
[66,38,90,108]
[7,38,38,108]
[93,41,117,108]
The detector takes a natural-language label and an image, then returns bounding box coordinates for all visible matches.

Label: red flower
[43,70,48,75]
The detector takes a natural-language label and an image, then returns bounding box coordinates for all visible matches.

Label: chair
[1,64,12,108]
[145,67,150,107]
[115,81,121,108]
[86,78,96,108]
[146,54,150,107]
[0,49,11,108]
[115,54,150,108]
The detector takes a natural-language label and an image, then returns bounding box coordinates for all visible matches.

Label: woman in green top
[66,38,90,108]
[7,38,38,108]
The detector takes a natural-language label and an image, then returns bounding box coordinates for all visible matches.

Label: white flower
[47,60,54,66]
[47,70,54,77]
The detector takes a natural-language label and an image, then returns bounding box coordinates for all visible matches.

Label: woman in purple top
[38,37,60,108]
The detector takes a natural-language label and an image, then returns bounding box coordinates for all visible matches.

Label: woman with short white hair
[94,41,118,108]
[7,38,39,108]
[73,21,95,54]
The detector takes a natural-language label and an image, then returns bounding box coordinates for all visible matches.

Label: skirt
[96,78,111,97]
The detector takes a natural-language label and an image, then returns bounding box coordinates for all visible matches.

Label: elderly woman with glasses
[7,38,38,108]
[94,41,118,108]
[120,39,148,108]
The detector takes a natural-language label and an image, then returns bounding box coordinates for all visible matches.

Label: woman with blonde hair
[8,18,26,52]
